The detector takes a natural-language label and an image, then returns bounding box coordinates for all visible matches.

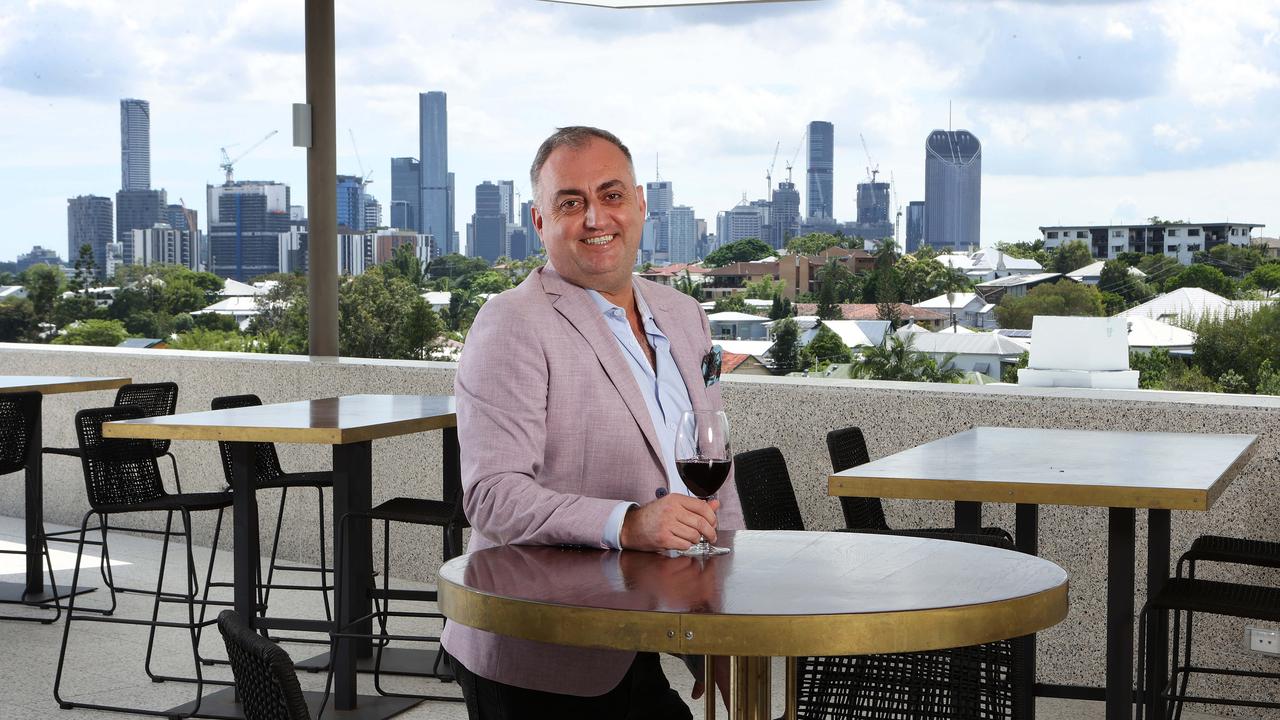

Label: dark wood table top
[0,375,130,395]
[439,530,1069,656]
[102,393,456,444]
[829,426,1258,511]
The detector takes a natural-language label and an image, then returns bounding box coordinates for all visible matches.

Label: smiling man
[442,126,743,718]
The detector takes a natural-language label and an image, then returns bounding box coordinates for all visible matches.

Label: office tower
[207,181,291,282]
[67,195,113,276]
[520,200,539,254]
[856,182,890,225]
[278,227,308,274]
[472,181,506,263]
[507,227,528,261]
[390,157,421,231]
[770,180,801,250]
[447,172,456,254]
[116,189,166,266]
[16,246,61,273]
[336,175,365,230]
[924,130,982,250]
[419,92,452,254]
[905,201,925,253]
[645,181,673,216]
[497,180,515,223]
[363,196,381,230]
[806,121,834,220]
[645,180,673,257]
[716,200,765,247]
[668,206,697,264]
[120,98,150,191]
[131,224,195,269]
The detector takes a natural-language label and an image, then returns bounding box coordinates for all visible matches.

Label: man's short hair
[529,126,635,202]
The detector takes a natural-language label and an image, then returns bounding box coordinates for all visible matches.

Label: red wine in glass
[676,458,731,499]
[674,411,732,556]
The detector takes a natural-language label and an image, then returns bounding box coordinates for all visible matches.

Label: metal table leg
[955,501,982,534]
[1015,503,1039,719]
[1146,509,1171,719]
[728,655,771,720]
[332,440,373,712]
[1106,507,1136,720]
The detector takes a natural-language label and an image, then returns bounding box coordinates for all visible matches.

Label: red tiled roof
[720,351,752,374]
[640,263,708,277]
[792,303,946,321]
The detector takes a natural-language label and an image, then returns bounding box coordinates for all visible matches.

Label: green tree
[1188,303,1280,392]
[159,275,210,315]
[784,232,841,255]
[702,238,773,268]
[441,291,481,333]
[462,270,512,296]
[51,293,100,329]
[247,274,309,354]
[193,313,240,332]
[1129,348,1172,389]
[21,264,63,321]
[1158,363,1221,392]
[170,329,256,352]
[69,243,97,295]
[995,280,1105,330]
[712,293,748,313]
[767,294,792,321]
[52,319,128,346]
[1255,360,1280,395]
[851,334,962,383]
[338,266,443,360]
[0,298,38,342]
[1136,255,1183,290]
[996,239,1053,267]
[426,253,491,285]
[768,318,800,374]
[1052,240,1094,274]
[1165,264,1235,298]
[1244,263,1280,295]
[385,243,426,288]
[1001,351,1030,383]
[815,271,842,320]
[673,270,702,300]
[800,324,852,369]
[1099,260,1153,306]
[743,275,785,300]
[1198,244,1268,277]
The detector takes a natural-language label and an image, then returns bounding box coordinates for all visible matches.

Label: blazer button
[655,487,668,498]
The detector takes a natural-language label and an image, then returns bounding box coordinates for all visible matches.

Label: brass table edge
[438,575,1069,657]
[103,414,457,445]
[828,475,1215,511]
[1,377,131,395]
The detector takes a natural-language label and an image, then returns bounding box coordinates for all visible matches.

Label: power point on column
[1246,626,1280,655]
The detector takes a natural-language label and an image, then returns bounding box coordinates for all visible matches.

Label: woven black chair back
[74,405,167,509]
[732,446,805,532]
[115,382,179,456]
[211,395,286,486]
[217,610,311,720]
[826,426,890,531]
[0,391,40,476]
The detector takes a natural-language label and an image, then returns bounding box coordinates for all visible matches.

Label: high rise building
[497,180,515,223]
[645,180,673,259]
[447,172,456,254]
[520,200,539,254]
[507,227,528,261]
[419,92,452,254]
[472,181,506,263]
[645,181,673,216]
[116,189,166,266]
[905,201,925,253]
[716,200,765,247]
[856,182,890,225]
[806,121,834,220]
[131,223,196,269]
[67,195,113,276]
[120,98,150,192]
[924,130,982,250]
[207,181,291,282]
[668,206,697,264]
[390,157,421,231]
[336,175,365,230]
[770,181,801,250]
[16,246,61,273]
[363,196,381,230]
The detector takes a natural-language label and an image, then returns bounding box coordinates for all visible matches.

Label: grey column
[306,0,338,356]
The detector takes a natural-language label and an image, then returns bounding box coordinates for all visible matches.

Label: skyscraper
[120,99,150,192]
[924,130,982,250]
[207,181,291,282]
[716,200,765,247]
[520,200,539,254]
[390,157,420,231]
[472,181,505,263]
[67,195,113,276]
[363,196,381,230]
[116,189,166,266]
[497,180,515,223]
[645,180,673,258]
[419,92,452,254]
[336,175,365,230]
[668,206,697,265]
[905,201,925,253]
[806,121,834,220]
[770,181,801,250]
[856,182,890,225]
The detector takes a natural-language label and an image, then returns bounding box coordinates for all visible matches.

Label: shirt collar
[584,281,656,325]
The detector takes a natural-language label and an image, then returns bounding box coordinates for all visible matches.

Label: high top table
[439,529,1070,720]
[828,426,1259,720]
[105,394,459,720]
[0,375,130,610]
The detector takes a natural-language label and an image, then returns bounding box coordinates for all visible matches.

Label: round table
[439,530,1069,719]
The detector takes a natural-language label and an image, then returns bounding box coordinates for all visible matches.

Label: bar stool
[0,391,61,624]
[211,394,334,647]
[53,405,235,718]
[329,491,468,701]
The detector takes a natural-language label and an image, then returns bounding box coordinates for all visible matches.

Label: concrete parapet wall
[2,342,1278,712]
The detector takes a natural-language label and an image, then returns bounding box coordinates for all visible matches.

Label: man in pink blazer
[441,126,744,718]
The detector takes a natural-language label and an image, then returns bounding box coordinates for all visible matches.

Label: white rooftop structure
[421,291,452,310]
[915,292,981,312]
[1117,287,1271,324]
[706,311,767,323]
[1124,316,1197,352]
[716,339,774,357]
[1066,261,1147,286]
[906,332,1027,357]
[0,285,27,300]
[807,320,890,349]
[193,295,262,331]
[220,278,264,297]
[1018,316,1138,389]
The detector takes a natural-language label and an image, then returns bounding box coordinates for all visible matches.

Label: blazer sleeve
[455,300,621,547]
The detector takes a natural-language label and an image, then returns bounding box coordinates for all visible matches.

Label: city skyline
[1,0,1278,264]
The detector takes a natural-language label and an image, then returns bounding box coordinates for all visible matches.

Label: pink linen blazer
[440,264,744,696]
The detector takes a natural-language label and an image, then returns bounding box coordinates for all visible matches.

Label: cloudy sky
[1,0,1278,263]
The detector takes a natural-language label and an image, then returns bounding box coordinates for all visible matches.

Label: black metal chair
[53,405,235,718]
[43,382,184,608]
[329,489,468,702]
[1136,536,1280,718]
[218,610,314,720]
[826,426,1014,542]
[211,394,334,646]
[0,391,61,624]
[733,446,1025,720]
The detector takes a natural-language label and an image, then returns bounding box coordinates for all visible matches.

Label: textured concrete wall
[3,343,1278,711]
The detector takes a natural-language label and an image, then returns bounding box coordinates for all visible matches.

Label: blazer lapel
[540,267,664,465]
[638,282,711,413]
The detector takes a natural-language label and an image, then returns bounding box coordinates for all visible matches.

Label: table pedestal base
[728,656,773,720]
[163,686,421,720]
[0,581,94,605]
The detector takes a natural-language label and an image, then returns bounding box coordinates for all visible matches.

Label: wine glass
[674,410,732,557]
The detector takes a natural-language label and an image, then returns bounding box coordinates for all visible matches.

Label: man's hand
[690,655,731,710]
[619,495,719,552]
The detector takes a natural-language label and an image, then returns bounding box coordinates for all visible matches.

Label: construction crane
[860,133,879,184]
[177,197,198,237]
[890,171,902,249]
[784,127,807,184]
[765,141,780,198]
[219,130,278,185]
[349,129,374,190]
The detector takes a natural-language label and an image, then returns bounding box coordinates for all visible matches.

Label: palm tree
[850,334,963,383]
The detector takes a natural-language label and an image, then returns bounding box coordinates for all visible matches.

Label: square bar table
[104,394,459,720]
[828,426,1258,720]
[0,375,130,610]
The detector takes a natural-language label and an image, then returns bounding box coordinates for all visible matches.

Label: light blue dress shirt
[585,287,694,549]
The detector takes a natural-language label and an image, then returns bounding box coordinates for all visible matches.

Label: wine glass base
[679,543,731,557]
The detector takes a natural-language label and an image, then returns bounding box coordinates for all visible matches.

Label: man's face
[531,137,646,296]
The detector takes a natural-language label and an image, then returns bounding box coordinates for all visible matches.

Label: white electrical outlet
[1247,626,1280,655]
